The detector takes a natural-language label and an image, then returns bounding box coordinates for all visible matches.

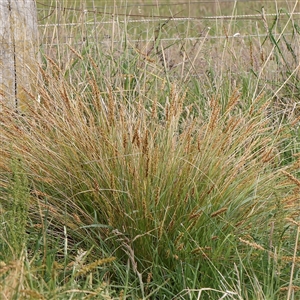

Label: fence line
[37,11,300,29]
[33,0,300,93]
[41,32,295,47]
[36,0,300,9]
[37,6,300,55]
[38,16,300,30]
[36,1,300,23]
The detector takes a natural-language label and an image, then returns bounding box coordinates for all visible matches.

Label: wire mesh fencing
[36,0,300,84]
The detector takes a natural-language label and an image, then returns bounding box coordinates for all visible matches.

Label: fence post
[0,0,39,112]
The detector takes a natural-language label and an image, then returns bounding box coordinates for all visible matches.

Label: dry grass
[1,0,300,298]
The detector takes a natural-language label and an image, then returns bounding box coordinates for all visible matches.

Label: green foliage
[0,157,30,260]
[1,0,300,299]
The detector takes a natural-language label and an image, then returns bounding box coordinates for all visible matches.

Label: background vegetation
[1,0,300,298]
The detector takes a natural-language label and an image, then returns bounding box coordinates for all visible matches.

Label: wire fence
[35,0,300,81]
[36,1,300,44]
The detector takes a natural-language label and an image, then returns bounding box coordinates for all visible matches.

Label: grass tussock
[1,0,300,298]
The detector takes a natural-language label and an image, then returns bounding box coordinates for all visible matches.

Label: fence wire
[36,0,300,82]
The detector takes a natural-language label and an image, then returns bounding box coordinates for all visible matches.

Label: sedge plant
[1,0,300,298]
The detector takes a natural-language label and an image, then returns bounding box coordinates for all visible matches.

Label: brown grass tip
[238,237,265,251]
[281,170,300,187]
[285,218,300,227]
[280,286,300,292]
[211,207,228,218]
[75,257,116,277]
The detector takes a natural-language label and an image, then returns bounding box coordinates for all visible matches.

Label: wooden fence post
[0,0,39,112]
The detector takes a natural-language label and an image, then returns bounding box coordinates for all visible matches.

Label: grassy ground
[1,0,300,299]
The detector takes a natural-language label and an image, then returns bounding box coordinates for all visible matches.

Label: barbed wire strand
[37,0,300,9]
[41,32,295,47]
[36,1,300,22]
[37,12,300,28]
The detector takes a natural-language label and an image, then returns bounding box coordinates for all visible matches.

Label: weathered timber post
[0,0,39,112]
